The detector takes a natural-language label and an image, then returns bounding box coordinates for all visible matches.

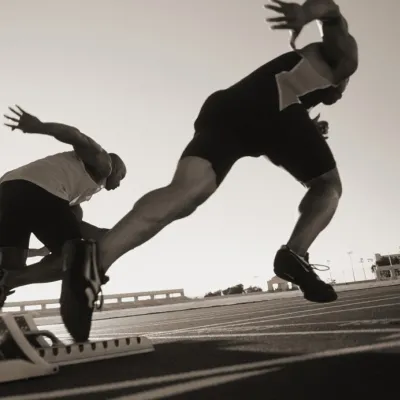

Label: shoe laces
[88,241,110,311]
[309,263,330,272]
[94,275,109,310]
[296,251,330,273]
[94,288,104,310]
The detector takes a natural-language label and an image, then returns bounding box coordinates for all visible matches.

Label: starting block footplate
[0,312,154,383]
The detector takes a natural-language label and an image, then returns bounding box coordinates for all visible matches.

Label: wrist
[33,120,47,134]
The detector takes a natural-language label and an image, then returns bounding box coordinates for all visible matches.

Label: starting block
[0,312,155,384]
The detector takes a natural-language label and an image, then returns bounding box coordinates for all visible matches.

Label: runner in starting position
[0,106,127,307]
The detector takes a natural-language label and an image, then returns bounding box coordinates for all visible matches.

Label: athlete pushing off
[59,0,358,342]
[0,106,127,307]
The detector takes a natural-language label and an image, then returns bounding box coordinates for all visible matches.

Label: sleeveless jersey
[222,46,336,113]
[0,151,105,206]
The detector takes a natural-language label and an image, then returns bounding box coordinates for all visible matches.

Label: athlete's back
[222,42,343,113]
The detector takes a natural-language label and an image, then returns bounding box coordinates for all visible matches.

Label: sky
[1,0,399,301]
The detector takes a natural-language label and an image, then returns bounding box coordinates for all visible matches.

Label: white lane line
[187,302,400,333]
[67,318,400,340]
[37,297,400,340]
[40,291,400,333]
[76,319,400,341]
[168,318,400,332]
[37,293,400,335]
[112,368,281,400]
[379,333,400,341]
[93,292,400,330]
[37,301,400,343]
[4,338,400,400]
[150,328,400,339]
[145,298,400,335]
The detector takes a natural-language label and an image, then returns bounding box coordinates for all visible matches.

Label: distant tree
[221,284,245,295]
[229,284,244,294]
[245,286,263,293]
[204,290,222,298]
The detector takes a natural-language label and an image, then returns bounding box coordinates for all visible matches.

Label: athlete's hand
[264,0,308,49]
[4,106,43,134]
[312,114,329,140]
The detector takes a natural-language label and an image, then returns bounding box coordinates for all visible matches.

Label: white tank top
[0,151,105,205]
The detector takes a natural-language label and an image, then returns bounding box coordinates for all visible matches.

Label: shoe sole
[274,269,338,303]
[60,240,93,343]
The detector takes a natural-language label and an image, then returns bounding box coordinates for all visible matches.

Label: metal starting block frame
[0,312,155,384]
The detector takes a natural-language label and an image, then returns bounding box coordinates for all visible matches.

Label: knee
[299,170,342,215]
[307,169,342,199]
[318,178,342,200]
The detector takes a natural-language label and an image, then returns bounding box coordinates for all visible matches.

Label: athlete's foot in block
[60,239,109,343]
[0,269,16,308]
[273,245,337,303]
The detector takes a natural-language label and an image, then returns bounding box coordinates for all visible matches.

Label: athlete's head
[105,153,127,190]
[322,78,349,105]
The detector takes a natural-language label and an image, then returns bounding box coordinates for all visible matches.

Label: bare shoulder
[73,135,112,182]
[320,11,359,73]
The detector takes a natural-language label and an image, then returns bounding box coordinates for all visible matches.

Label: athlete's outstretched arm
[3,106,112,180]
[304,0,358,83]
[265,0,358,83]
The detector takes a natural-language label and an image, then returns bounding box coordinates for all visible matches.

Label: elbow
[350,56,359,75]
[97,153,113,179]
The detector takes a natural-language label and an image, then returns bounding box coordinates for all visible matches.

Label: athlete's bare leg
[3,221,107,290]
[286,167,342,256]
[5,253,62,290]
[98,156,218,272]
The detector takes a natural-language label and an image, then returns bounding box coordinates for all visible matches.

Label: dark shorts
[0,180,82,259]
[180,90,337,186]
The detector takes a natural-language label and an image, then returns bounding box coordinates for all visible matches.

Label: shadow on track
[2,339,400,399]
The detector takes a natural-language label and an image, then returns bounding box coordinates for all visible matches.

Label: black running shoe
[60,239,109,343]
[273,245,337,303]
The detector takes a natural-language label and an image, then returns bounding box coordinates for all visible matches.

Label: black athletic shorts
[180,81,336,187]
[0,179,82,259]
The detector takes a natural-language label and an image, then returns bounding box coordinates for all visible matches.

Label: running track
[2,284,400,399]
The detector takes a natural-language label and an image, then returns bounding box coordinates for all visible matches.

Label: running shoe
[274,245,337,303]
[59,239,109,343]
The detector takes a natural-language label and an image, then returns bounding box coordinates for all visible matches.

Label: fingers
[266,16,287,23]
[4,113,19,130]
[265,5,282,13]
[8,106,22,117]
[270,0,286,4]
[4,114,19,123]
[269,23,293,30]
[4,123,17,131]
[312,113,321,123]
[15,105,26,114]
[4,105,23,131]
